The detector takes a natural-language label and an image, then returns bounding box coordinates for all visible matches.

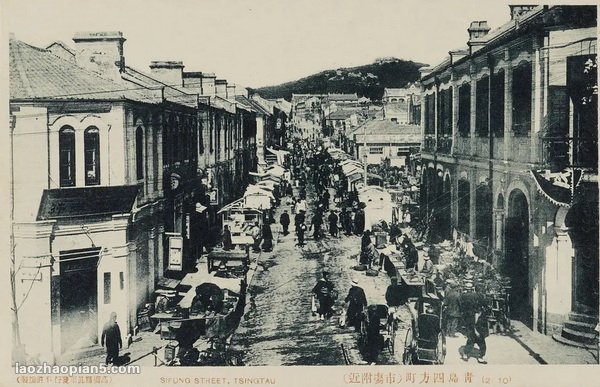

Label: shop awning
[37,185,138,220]
[530,169,583,207]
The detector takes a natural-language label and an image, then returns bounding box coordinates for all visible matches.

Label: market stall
[358,185,394,231]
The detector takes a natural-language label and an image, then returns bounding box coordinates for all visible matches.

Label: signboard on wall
[209,189,219,206]
[167,234,183,271]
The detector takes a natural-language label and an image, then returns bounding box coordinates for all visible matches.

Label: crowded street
[7,5,598,387]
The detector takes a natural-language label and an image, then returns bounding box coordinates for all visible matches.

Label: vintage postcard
[1,0,598,386]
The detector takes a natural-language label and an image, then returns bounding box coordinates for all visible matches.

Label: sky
[1,0,555,89]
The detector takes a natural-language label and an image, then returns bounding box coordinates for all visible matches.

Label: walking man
[101,312,122,365]
[311,211,323,240]
[280,210,290,236]
[296,220,307,247]
[344,278,367,331]
[312,272,336,320]
[328,210,339,237]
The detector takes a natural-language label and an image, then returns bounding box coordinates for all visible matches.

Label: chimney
[449,49,468,64]
[509,5,537,21]
[467,21,490,54]
[215,79,228,98]
[226,84,236,100]
[149,61,184,87]
[419,67,432,80]
[201,73,216,97]
[72,31,126,82]
[182,71,203,92]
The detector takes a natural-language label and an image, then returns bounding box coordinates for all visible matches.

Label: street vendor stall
[218,198,264,239]
[359,185,394,231]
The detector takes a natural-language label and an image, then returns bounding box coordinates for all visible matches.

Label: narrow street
[231,185,598,366]
[232,184,407,365]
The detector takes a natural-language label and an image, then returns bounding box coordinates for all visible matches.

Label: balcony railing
[542,136,598,170]
[437,136,453,154]
[423,135,435,153]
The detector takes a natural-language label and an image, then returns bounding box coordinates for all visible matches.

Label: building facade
[9,31,260,362]
[419,6,597,339]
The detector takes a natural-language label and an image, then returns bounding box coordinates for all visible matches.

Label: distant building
[382,84,421,125]
[349,119,421,168]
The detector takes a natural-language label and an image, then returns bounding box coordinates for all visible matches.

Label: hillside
[254,58,427,101]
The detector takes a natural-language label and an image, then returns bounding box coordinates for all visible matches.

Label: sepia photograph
[2,0,599,385]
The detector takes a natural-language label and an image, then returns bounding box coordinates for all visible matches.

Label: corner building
[419,5,598,339]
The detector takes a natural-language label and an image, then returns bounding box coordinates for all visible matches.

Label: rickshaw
[402,293,446,364]
[358,304,397,362]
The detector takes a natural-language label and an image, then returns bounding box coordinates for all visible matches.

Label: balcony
[437,136,452,154]
[542,136,598,171]
[423,135,435,153]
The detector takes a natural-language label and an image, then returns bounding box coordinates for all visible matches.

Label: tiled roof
[10,38,153,102]
[350,119,421,141]
[327,109,357,120]
[327,93,358,101]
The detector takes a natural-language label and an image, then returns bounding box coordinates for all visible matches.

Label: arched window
[84,127,101,185]
[136,126,144,180]
[59,126,76,187]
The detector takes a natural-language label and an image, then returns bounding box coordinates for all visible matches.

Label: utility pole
[363,122,367,185]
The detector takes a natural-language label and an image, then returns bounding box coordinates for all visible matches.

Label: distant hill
[253,58,427,101]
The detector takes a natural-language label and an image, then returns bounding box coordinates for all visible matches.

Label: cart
[358,304,397,362]
[402,293,446,364]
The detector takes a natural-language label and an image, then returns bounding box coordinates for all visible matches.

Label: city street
[230,185,598,366]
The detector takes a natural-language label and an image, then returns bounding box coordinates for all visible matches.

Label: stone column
[148,227,156,296]
[469,63,477,157]
[146,113,154,200]
[504,49,512,162]
[156,116,164,198]
[469,169,477,238]
[493,208,505,265]
[531,36,542,163]
[451,72,458,156]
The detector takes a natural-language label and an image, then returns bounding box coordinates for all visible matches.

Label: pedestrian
[312,271,336,320]
[460,303,490,363]
[384,277,406,308]
[290,196,297,214]
[444,281,461,337]
[343,208,354,235]
[250,222,262,253]
[222,225,233,251]
[311,211,323,240]
[353,207,365,235]
[101,312,122,365]
[296,220,307,247]
[344,278,367,331]
[280,210,290,236]
[421,254,434,275]
[360,238,379,268]
[261,223,273,252]
[328,210,339,237]
[361,230,372,251]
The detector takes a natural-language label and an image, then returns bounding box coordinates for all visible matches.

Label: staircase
[552,312,599,349]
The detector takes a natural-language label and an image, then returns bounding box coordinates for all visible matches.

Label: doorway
[59,247,100,353]
[504,189,531,328]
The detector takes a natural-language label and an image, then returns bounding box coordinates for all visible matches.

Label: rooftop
[9,38,154,102]
[350,119,421,142]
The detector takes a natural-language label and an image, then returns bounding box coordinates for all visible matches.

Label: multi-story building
[9,31,259,362]
[382,84,421,124]
[349,120,421,168]
[419,5,597,341]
